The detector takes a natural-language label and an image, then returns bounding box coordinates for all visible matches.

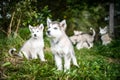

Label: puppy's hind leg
[18,51,30,59]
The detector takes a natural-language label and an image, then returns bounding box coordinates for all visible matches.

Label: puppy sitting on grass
[9,24,46,61]
[99,26,112,45]
[46,18,79,72]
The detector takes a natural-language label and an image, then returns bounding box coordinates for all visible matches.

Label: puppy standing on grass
[46,18,79,72]
[70,30,90,49]
[75,28,96,48]
[70,27,96,49]
[9,24,46,61]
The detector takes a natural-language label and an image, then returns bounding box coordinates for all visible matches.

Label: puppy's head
[29,24,44,39]
[74,30,83,35]
[69,35,78,44]
[46,18,67,39]
[99,26,108,35]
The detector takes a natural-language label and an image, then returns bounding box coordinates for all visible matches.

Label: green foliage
[0,0,52,37]
[94,40,120,58]
[13,0,51,27]
[0,31,120,80]
[63,4,106,35]
[18,27,30,40]
[22,5,51,27]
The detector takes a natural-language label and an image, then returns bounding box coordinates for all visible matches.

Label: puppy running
[9,24,46,61]
[46,18,79,72]
[99,26,112,45]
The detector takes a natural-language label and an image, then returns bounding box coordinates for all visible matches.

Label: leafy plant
[63,4,106,36]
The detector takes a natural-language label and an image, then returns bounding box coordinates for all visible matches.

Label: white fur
[99,26,112,45]
[74,30,83,35]
[70,35,91,49]
[99,26,107,35]
[76,42,90,49]
[70,28,95,49]
[46,18,79,71]
[79,28,95,48]
[9,24,46,61]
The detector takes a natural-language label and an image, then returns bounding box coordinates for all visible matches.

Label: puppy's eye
[54,27,57,30]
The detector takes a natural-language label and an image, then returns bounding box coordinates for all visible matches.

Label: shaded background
[0,0,120,39]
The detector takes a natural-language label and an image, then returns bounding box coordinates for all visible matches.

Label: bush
[94,40,120,58]
[63,4,106,36]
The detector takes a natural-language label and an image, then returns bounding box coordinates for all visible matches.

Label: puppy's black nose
[47,31,50,34]
[34,34,37,37]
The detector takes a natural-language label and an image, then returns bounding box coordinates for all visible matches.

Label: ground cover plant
[0,28,120,80]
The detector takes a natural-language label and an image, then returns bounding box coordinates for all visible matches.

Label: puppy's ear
[29,25,33,32]
[74,30,78,35]
[60,20,67,31]
[104,26,108,30]
[47,17,52,27]
[90,27,93,30]
[39,24,44,30]
[74,30,81,35]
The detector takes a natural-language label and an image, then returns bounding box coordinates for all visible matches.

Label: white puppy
[70,34,90,49]
[76,28,95,48]
[99,26,112,45]
[46,18,79,71]
[76,42,89,50]
[9,24,46,61]
[70,28,95,49]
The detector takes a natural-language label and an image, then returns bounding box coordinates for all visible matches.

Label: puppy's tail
[9,48,18,56]
[90,27,96,38]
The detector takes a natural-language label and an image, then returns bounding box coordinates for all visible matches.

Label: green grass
[0,28,120,80]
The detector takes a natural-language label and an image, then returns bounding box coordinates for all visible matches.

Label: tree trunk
[14,17,21,38]
[7,11,15,37]
[109,2,114,38]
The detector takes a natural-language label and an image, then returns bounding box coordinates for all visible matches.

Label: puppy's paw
[41,59,47,62]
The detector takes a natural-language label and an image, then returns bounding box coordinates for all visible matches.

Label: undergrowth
[0,28,120,80]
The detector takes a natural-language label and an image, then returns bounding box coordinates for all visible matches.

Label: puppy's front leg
[89,42,93,48]
[31,52,38,59]
[38,49,46,61]
[54,54,62,70]
[76,42,83,49]
[64,54,71,72]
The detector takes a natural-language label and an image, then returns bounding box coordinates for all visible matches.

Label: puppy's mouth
[33,36,38,39]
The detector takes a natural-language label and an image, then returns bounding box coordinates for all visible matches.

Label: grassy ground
[0,28,120,80]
